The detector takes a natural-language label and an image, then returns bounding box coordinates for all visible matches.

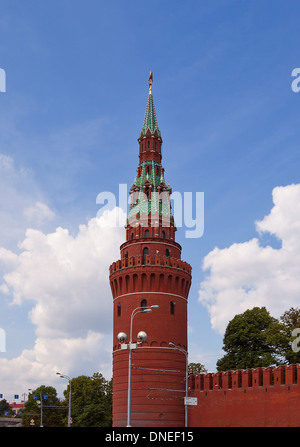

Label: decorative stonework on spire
[141,72,161,137]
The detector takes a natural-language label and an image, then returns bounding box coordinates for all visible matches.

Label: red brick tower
[109,73,192,427]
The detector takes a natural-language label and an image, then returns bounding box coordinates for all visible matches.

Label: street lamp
[118,304,159,427]
[28,388,46,427]
[169,342,188,427]
[56,372,72,427]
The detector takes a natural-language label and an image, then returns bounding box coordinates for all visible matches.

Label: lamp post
[56,372,72,427]
[118,304,159,427]
[28,389,45,427]
[169,342,188,427]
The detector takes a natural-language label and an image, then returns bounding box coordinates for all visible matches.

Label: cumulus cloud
[0,331,112,397]
[198,183,300,335]
[23,201,55,226]
[0,207,125,394]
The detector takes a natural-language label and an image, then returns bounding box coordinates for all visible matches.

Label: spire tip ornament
[148,71,153,95]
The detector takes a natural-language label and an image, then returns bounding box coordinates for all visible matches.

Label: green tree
[188,362,207,374]
[22,386,65,427]
[277,307,300,364]
[216,307,280,371]
[0,399,13,416]
[63,373,112,427]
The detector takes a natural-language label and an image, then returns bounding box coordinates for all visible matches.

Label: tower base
[112,348,186,427]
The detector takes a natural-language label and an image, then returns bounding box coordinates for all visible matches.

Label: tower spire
[141,71,161,137]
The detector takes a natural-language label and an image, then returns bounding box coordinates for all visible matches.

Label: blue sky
[1,0,300,400]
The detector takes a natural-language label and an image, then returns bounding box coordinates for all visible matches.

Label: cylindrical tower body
[109,74,192,427]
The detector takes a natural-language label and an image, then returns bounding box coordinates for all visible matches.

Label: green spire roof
[141,72,161,137]
[141,93,161,136]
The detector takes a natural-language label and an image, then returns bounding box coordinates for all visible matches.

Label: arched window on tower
[170,301,175,315]
[117,302,121,317]
[165,248,170,257]
[162,230,166,239]
[142,247,149,264]
[145,229,149,238]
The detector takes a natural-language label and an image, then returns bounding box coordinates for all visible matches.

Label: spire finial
[148,71,153,95]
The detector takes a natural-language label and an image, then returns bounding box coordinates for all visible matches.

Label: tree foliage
[0,399,13,416]
[63,373,112,427]
[216,306,300,372]
[188,362,207,374]
[22,385,65,427]
[217,307,280,371]
[21,373,112,427]
[277,307,300,364]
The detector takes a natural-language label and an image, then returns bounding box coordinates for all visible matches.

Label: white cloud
[198,183,300,335]
[0,207,125,395]
[23,201,55,226]
[0,331,113,399]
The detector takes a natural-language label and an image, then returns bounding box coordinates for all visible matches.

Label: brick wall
[188,364,300,427]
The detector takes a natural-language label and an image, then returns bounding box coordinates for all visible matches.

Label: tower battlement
[110,254,191,301]
[109,255,192,276]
